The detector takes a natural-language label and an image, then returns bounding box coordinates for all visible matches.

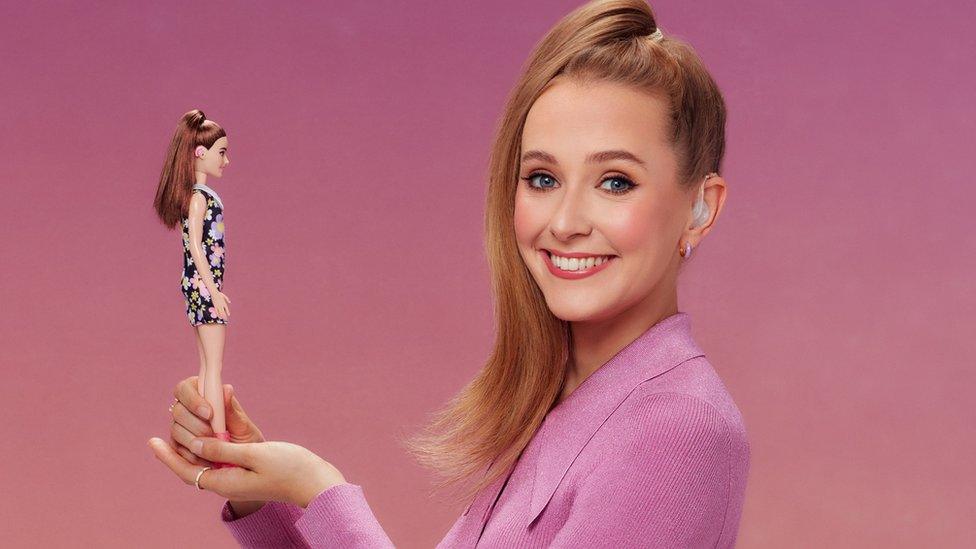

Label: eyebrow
[520,149,647,168]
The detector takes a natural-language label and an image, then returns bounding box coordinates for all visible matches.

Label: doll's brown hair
[153,109,227,229]
[401,0,727,507]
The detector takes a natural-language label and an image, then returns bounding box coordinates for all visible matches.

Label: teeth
[547,251,612,271]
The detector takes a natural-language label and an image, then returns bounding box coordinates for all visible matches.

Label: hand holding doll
[148,378,348,513]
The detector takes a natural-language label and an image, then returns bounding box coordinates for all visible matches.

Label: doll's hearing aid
[194,145,207,158]
[689,173,717,229]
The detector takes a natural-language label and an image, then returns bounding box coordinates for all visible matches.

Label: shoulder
[188,191,208,215]
[635,355,750,449]
[601,386,750,494]
[574,391,733,515]
[622,391,731,459]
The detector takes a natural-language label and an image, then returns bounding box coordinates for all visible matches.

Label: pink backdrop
[1,1,972,547]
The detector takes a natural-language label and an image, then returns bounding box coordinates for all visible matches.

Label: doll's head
[152,109,228,229]
[485,0,728,325]
[194,136,230,180]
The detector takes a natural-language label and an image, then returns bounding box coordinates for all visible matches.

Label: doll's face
[514,77,706,323]
[194,136,229,178]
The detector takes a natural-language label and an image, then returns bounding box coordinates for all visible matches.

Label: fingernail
[197,405,211,419]
[190,439,203,454]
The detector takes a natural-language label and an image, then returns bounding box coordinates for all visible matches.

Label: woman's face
[195,136,230,178]
[514,77,696,323]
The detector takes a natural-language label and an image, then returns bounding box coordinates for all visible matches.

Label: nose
[548,180,592,241]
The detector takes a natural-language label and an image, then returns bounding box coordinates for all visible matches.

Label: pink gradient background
[1,1,973,547]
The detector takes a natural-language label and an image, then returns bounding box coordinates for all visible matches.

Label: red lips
[541,250,615,280]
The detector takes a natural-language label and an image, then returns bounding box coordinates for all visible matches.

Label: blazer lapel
[527,312,705,525]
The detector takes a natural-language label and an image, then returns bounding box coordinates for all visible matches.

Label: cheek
[602,200,671,253]
[513,192,542,246]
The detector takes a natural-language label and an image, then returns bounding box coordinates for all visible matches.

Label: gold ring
[195,466,212,490]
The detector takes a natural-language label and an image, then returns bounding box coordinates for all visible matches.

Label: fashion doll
[152,109,235,468]
[150,2,750,545]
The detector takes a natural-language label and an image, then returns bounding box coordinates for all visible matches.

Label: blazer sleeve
[220,484,395,548]
[220,500,309,548]
[292,483,396,548]
[548,392,733,549]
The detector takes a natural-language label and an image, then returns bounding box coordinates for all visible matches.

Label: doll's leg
[195,328,206,396]
[197,323,228,433]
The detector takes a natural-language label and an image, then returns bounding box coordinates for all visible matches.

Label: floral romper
[180,183,227,327]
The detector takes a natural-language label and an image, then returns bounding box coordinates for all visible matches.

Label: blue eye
[522,173,557,190]
[520,172,638,195]
[599,176,636,194]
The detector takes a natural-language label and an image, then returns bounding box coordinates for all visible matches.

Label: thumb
[224,386,254,434]
[189,436,254,469]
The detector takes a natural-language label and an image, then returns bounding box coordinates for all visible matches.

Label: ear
[690,175,726,238]
[194,145,207,158]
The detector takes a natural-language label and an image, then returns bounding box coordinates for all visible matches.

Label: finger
[224,384,257,435]
[222,385,251,438]
[172,401,214,438]
[225,389,258,439]
[172,421,209,457]
[148,437,232,496]
[171,432,209,466]
[223,384,234,408]
[176,376,212,420]
[149,436,209,486]
[187,436,255,469]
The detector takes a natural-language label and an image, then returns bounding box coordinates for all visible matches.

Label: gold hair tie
[649,28,664,42]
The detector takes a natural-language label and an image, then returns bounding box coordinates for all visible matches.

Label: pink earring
[680,241,693,258]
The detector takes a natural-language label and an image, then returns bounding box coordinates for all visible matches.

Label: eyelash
[520,172,638,195]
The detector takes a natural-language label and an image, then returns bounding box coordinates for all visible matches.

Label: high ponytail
[152,109,226,229]
[406,0,728,508]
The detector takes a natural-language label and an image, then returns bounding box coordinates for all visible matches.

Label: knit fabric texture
[221,312,750,548]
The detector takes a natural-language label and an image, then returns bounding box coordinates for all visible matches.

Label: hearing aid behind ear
[690,183,710,229]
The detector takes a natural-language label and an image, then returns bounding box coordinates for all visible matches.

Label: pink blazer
[220,312,751,547]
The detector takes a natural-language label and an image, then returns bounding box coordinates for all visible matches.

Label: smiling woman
[515,80,720,328]
[151,1,748,547]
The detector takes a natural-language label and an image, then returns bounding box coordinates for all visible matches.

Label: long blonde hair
[401,0,727,507]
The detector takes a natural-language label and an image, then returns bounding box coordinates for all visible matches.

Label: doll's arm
[187,192,220,295]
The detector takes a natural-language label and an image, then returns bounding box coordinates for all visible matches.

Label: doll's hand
[166,376,264,465]
[212,290,231,319]
[148,437,347,508]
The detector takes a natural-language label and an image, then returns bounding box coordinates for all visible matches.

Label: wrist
[295,459,346,508]
[228,499,266,519]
